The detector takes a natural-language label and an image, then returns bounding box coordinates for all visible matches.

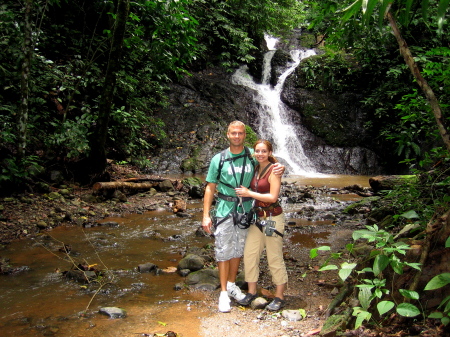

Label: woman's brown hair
[254,139,278,163]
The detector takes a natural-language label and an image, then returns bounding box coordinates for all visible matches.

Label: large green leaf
[373,254,390,276]
[437,0,450,33]
[377,300,395,316]
[359,286,373,310]
[339,262,357,281]
[396,303,421,317]
[341,0,363,23]
[378,0,392,27]
[424,273,450,290]
[399,289,419,300]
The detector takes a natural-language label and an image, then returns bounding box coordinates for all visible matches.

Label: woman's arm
[236,172,281,203]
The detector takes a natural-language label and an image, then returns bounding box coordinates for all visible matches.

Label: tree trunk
[93,181,158,192]
[386,10,450,153]
[18,0,33,158]
[88,0,130,176]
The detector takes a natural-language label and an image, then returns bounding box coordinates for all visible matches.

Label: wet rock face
[149,32,387,175]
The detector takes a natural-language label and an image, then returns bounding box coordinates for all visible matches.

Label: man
[202,121,284,312]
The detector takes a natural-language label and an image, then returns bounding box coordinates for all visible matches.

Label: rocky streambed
[0,173,383,337]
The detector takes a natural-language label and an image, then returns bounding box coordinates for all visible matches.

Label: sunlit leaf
[377,300,395,316]
[399,289,419,300]
[424,273,450,290]
[319,264,338,271]
[437,0,450,33]
[396,303,420,317]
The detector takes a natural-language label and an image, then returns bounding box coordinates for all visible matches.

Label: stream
[0,174,371,337]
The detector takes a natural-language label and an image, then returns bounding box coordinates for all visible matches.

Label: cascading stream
[232,36,317,175]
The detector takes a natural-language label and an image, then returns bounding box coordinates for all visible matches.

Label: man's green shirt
[206,148,255,217]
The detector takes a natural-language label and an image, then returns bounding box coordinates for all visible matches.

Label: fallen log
[93,181,158,191]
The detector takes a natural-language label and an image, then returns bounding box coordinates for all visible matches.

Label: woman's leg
[265,213,288,299]
[243,224,265,292]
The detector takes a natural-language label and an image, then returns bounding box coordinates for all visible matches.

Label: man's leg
[227,257,241,283]
[218,260,230,291]
[218,257,240,290]
[217,260,231,312]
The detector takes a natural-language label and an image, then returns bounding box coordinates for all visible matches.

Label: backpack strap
[216,146,256,184]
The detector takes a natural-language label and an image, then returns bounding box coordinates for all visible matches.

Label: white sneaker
[218,291,231,313]
[227,282,245,301]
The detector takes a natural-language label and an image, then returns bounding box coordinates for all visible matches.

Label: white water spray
[232,36,317,174]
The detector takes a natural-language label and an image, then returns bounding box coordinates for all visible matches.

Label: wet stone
[138,262,157,273]
[282,309,303,321]
[99,307,127,319]
[251,297,268,310]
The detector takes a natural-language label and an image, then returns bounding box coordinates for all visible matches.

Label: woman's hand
[235,186,251,198]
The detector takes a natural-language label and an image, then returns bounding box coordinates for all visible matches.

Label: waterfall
[231,36,317,174]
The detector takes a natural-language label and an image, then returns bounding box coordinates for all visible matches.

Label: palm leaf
[379,0,393,27]
[437,0,450,33]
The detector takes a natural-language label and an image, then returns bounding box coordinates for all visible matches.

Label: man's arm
[202,182,217,234]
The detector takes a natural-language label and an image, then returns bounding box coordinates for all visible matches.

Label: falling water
[232,36,316,174]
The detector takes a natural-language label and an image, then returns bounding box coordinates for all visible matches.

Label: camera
[234,211,252,229]
[257,219,276,236]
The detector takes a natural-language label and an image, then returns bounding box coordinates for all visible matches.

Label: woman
[235,139,288,311]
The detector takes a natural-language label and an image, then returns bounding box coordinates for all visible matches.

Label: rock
[37,221,48,229]
[178,269,191,277]
[185,269,219,289]
[174,283,184,291]
[330,287,339,296]
[159,180,174,192]
[178,254,205,271]
[250,297,268,310]
[188,185,204,199]
[138,262,157,273]
[99,307,127,319]
[50,170,64,184]
[64,269,96,283]
[81,194,100,203]
[99,221,119,228]
[48,192,61,200]
[112,190,127,202]
[59,189,70,196]
[282,309,303,321]
[172,198,186,213]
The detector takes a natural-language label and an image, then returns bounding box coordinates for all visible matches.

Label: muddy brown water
[0,174,370,337]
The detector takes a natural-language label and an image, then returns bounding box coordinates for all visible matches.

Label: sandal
[265,297,286,311]
[237,292,257,306]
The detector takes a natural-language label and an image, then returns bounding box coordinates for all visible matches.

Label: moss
[182,177,203,187]
[244,125,258,147]
[181,146,202,172]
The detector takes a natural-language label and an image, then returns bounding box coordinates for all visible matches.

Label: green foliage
[191,0,306,69]
[424,237,450,326]
[244,125,258,148]
[299,49,361,93]
[0,155,41,185]
[306,0,450,168]
[310,224,423,329]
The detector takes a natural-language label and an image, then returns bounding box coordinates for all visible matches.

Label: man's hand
[272,163,285,176]
[202,216,213,234]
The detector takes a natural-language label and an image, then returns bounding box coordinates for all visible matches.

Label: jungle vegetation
[1,0,448,184]
[1,0,450,332]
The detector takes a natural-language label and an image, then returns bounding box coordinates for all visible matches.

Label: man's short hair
[228,120,245,132]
